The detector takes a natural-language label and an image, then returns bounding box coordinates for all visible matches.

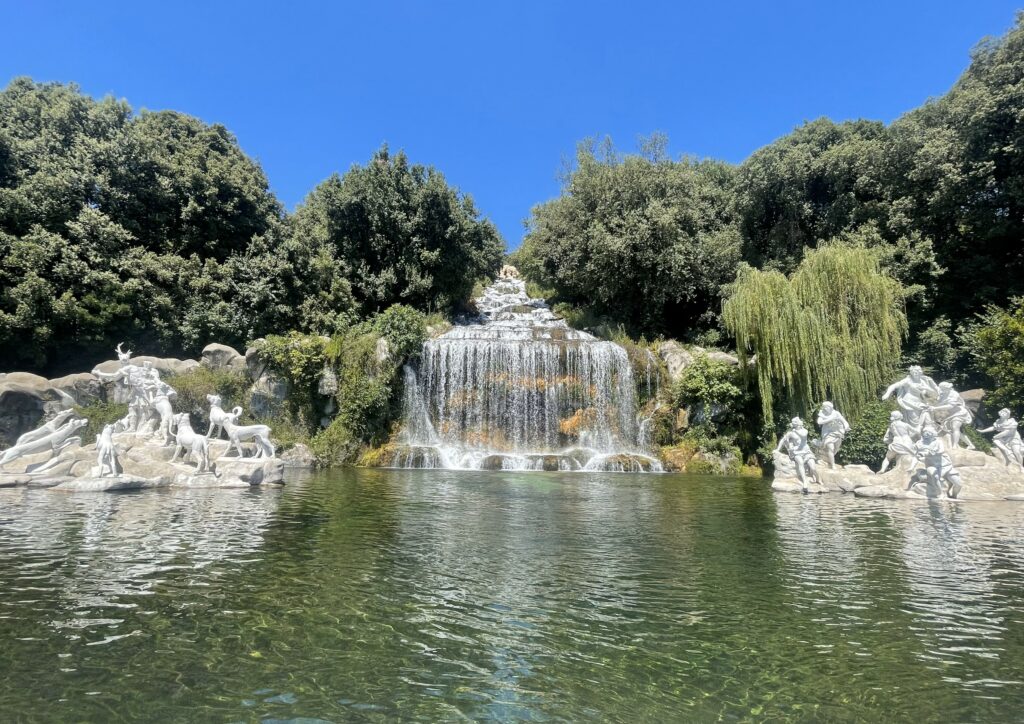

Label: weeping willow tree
[722,244,907,427]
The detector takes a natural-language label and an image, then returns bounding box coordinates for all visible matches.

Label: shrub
[310,417,358,466]
[74,401,129,442]
[673,354,743,430]
[963,298,1024,412]
[835,400,894,467]
[370,304,428,360]
[167,366,250,429]
[254,332,328,416]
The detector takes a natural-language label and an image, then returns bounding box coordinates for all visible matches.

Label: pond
[2,469,1024,721]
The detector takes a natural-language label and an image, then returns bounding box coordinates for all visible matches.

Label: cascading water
[391,276,663,472]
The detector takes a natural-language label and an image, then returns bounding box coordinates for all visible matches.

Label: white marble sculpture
[909,426,962,498]
[881,365,940,427]
[12,409,76,447]
[929,381,975,450]
[170,413,212,473]
[773,416,819,492]
[879,410,916,474]
[94,424,121,477]
[0,417,88,466]
[142,368,177,445]
[815,401,850,469]
[978,408,1024,473]
[220,407,275,459]
[206,394,229,439]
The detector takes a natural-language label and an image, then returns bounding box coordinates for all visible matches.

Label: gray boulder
[48,372,105,406]
[201,343,246,372]
[0,375,76,448]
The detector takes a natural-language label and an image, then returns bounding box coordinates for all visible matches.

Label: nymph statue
[816,401,850,469]
[978,408,1024,473]
[774,416,820,492]
[0,417,88,467]
[909,426,962,498]
[93,344,149,433]
[882,365,940,427]
[930,381,975,450]
[95,424,120,477]
[879,410,916,474]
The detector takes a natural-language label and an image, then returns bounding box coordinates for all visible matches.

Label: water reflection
[1,472,1024,721]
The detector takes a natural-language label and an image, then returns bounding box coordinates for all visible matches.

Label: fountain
[387,275,662,471]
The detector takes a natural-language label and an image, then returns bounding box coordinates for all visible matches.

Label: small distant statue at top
[815,401,850,469]
[978,408,1024,473]
[882,365,940,427]
[499,264,520,279]
[774,416,820,492]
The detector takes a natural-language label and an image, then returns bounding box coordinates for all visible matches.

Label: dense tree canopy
[290,146,504,316]
[0,81,501,372]
[513,136,741,337]
[514,13,1024,400]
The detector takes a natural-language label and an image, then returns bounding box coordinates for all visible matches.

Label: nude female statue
[930,381,975,450]
[774,417,820,492]
[879,410,916,474]
[978,408,1024,473]
[882,365,940,427]
[816,401,850,469]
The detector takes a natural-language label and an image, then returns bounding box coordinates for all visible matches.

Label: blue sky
[2,1,1021,249]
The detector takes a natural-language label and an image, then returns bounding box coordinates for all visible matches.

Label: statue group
[775,365,1024,498]
[0,344,276,484]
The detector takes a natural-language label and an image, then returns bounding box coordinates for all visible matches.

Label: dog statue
[170,413,212,473]
[219,407,275,459]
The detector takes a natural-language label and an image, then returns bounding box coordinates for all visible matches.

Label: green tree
[963,298,1024,411]
[290,146,504,316]
[515,136,742,338]
[722,243,907,426]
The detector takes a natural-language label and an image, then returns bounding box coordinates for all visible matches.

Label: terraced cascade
[388,276,662,471]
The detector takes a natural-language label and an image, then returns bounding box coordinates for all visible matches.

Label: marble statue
[909,426,962,498]
[95,424,121,477]
[879,410,916,474]
[816,401,850,469]
[220,407,275,459]
[930,381,975,450]
[13,409,76,447]
[0,417,88,467]
[206,394,229,439]
[170,413,211,473]
[978,408,1024,473]
[142,368,177,445]
[882,365,940,427]
[773,417,819,492]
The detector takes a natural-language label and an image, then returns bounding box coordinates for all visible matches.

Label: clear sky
[2,1,1021,249]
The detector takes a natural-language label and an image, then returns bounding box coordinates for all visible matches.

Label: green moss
[686,458,720,475]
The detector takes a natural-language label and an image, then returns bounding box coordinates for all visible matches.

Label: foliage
[723,244,907,426]
[369,304,428,361]
[0,81,494,375]
[514,135,742,338]
[254,333,328,417]
[309,417,358,467]
[962,297,1024,411]
[673,354,743,431]
[167,366,249,421]
[74,401,128,442]
[834,400,893,467]
[289,145,504,317]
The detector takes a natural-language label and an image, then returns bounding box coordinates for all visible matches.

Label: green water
[2,470,1024,722]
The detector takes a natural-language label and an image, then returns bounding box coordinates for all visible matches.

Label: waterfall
[390,277,662,472]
